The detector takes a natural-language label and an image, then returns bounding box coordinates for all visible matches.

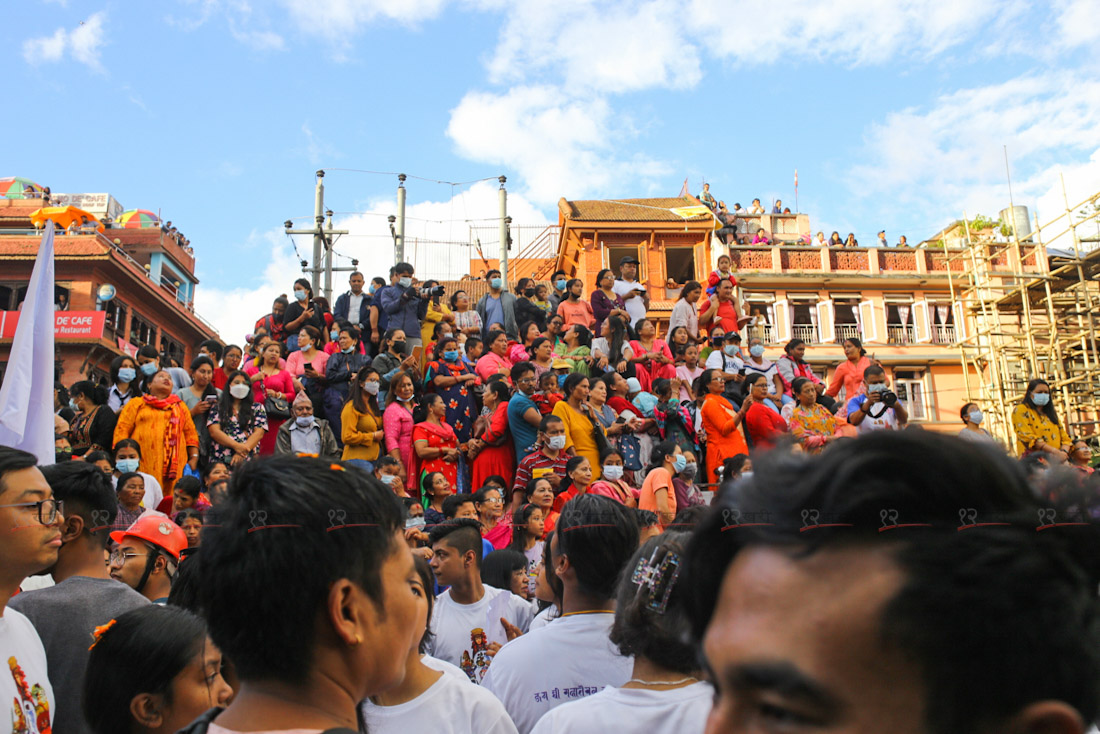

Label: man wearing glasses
[108,514,187,604]
[0,446,63,734]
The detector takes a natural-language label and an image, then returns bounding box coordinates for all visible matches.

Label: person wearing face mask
[513,277,547,332]
[380,262,428,355]
[337,366,385,469]
[548,269,569,314]
[108,355,140,413]
[557,278,595,329]
[275,392,339,461]
[384,372,419,493]
[372,328,420,405]
[206,370,268,468]
[589,449,639,508]
[111,439,164,510]
[285,325,329,416]
[323,326,371,446]
[958,402,995,444]
[68,381,117,456]
[670,448,705,508]
[1012,379,1072,459]
[846,365,908,434]
[282,278,326,350]
[476,268,519,341]
[640,441,684,528]
[425,336,479,456]
[742,336,787,410]
[136,345,192,393]
[511,414,571,510]
[704,332,746,404]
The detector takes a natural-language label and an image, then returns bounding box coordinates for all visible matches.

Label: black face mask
[272,311,284,324]
[392,341,407,355]
[524,288,536,298]
[55,449,72,463]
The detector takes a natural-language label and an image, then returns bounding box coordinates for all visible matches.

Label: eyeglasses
[109,548,150,566]
[0,498,63,526]
[481,497,504,504]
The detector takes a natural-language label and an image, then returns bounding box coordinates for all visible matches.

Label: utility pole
[285,169,348,303]
[396,174,407,263]
[498,175,508,285]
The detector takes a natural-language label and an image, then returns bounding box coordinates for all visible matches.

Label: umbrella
[30,206,104,233]
[117,209,161,228]
[0,177,45,199]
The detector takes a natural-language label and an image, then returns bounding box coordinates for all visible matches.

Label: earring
[351,634,362,646]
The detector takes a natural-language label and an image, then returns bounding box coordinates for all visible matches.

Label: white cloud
[168,0,284,51]
[488,0,701,92]
[1051,0,1100,51]
[23,12,107,72]
[845,69,1100,240]
[447,85,670,206]
[276,0,449,40]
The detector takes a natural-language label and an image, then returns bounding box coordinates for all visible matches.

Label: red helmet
[110,514,187,561]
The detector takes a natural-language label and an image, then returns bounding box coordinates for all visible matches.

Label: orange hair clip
[89,618,117,650]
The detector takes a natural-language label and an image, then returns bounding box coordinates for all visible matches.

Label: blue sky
[6,0,1100,341]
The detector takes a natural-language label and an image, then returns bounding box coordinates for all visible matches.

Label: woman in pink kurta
[383,372,417,494]
[629,318,676,393]
[825,338,874,411]
[245,342,296,456]
[476,330,514,384]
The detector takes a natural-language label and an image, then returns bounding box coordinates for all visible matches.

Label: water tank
[999,205,1032,241]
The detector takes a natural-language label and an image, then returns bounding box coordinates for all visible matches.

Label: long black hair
[645,439,680,476]
[844,337,867,357]
[350,366,380,416]
[507,503,543,553]
[109,354,137,388]
[1024,378,1060,426]
[481,549,526,592]
[83,605,210,734]
[218,369,255,431]
[605,314,630,363]
[69,380,108,406]
[558,455,590,496]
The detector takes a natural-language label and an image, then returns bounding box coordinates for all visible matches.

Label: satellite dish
[97,284,116,302]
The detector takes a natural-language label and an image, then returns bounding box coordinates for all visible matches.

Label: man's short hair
[557,494,639,599]
[539,414,564,432]
[197,456,403,684]
[864,364,886,380]
[394,262,414,276]
[428,518,483,568]
[350,271,363,279]
[0,446,38,500]
[198,340,223,361]
[684,432,1100,734]
[40,462,117,548]
[486,269,501,280]
[441,495,475,519]
[510,361,535,383]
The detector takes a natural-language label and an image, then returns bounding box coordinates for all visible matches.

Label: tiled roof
[560,197,714,223]
[0,236,110,259]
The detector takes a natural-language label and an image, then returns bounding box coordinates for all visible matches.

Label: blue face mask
[294,290,307,302]
[117,367,136,383]
[443,350,460,362]
[672,454,687,472]
[331,330,340,341]
[69,399,79,411]
[116,458,139,474]
[341,346,354,354]
[555,279,567,290]
[368,284,376,295]
[399,277,413,289]
[749,344,765,358]
[723,345,738,357]
[968,410,984,424]
[140,361,158,376]
[490,277,503,290]
[1032,392,1050,407]
[557,373,568,388]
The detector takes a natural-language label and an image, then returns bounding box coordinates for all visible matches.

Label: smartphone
[738,367,746,375]
[411,345,423,362]
[304,362,312,371]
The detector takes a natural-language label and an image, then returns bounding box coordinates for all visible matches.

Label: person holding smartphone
[175,355,222,470]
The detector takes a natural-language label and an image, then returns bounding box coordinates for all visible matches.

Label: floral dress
[788,402,838,453]
[207,403,269,466]
[412,421,459,493]
[424,359,477,443]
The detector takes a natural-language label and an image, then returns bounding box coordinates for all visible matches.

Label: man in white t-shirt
[427,519,532,684]
[846,364,907,433]
[482,495,639,734]
[612,256,649,328]
[0,447,61,734]
[705,332,746,405]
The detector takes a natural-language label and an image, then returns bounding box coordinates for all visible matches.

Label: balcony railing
[834,324,860,342]
[887,325,915,345]
[792,324,819,343]
[724,244,1037,274]
[746,323,774,343]
[934,324,956,344]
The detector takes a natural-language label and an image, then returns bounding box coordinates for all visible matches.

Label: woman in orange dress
[699,368,748,487]
[113,369,200,495]
[412,393,460,490]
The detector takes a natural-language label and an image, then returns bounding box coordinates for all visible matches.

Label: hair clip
[89,619,118,650]
[329,463,346,472]
[630,548,682,615]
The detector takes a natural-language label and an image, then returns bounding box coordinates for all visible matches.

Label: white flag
[0,222,56,464]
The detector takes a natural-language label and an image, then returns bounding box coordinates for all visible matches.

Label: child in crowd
[705,254,738,296]
[373,455,403,493]
[533,284,552,315]
[507,502,546,598]
[674,343,705,402]
[532,371,563,415]
[464,336,483,368]
[421,471,453,529]
[481,549,530,600]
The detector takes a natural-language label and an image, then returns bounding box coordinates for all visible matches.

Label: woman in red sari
[629,318,675,392]
[470,379,514,489]
[412,393,460,490]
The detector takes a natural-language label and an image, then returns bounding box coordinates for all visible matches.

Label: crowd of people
[7,253,1100,734]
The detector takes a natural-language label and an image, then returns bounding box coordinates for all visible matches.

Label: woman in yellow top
[341,366,384,468]
[113,369,199,494]
[1011,379,1072,459]
[419,280,454,360]
[551,373,603,481]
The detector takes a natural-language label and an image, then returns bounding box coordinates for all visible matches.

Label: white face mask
[295,415,314,428]
[229,383,251,400]
[546,435,567,451]
[362,381,380,396]
[601,465,624,481]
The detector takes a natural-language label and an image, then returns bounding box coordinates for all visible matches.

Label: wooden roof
[559,197,715,223]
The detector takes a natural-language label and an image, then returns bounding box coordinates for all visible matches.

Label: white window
[894,369,929,421]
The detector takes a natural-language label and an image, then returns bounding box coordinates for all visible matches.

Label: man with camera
[846,364,907,432]
[379,262,428,354]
